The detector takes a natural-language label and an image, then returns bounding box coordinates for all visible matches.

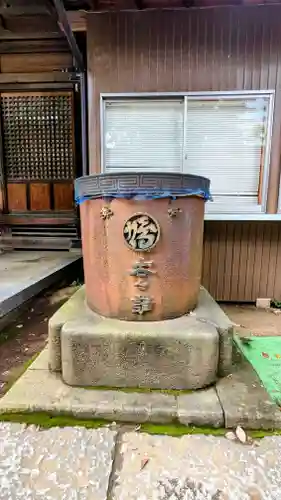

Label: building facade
[1,1,281,302]
[85,5,281,302]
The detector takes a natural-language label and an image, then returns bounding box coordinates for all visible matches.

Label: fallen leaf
[140,458,149,470]
[248,486,262,500]
[16,324,23,329]
[225,431,236,441]
[235,425,247,444]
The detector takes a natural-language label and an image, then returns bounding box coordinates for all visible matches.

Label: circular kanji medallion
[123,213,160,251]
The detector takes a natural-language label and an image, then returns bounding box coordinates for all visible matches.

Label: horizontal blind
[184,98,269,213]
[104,100,183,172]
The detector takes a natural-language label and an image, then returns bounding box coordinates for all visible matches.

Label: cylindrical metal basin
[75,172,210,321]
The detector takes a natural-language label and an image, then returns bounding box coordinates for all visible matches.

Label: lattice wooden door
[0,91,77,247]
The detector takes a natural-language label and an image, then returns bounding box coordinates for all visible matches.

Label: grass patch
[140,422,281,438]
[81,385,192,396]
[1,412,281,438]
[140,423,226,437]
[0,411,109,429]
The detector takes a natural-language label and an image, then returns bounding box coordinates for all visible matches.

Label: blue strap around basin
[75,188,212,205]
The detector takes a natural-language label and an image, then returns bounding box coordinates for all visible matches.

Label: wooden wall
[203,222,281,301]
[0,39,72,76]
[87,5,281,302]
[0,37,78,251]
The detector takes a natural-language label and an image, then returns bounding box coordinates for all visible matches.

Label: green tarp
[234,335,281,405]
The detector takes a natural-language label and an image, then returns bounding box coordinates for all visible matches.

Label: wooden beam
[66,11,87,32]
[267,88,281,213]
[0,30,62,39]
[53,0,84,71]
[0,6,51,16]
[0,72,73,83]
[0,82,74,90]
[86,0,98,8]
[0,52,72,73]
[1,214,77,225]
[0,13,61,39]
[0,38,69,53]
[0,111,6,214]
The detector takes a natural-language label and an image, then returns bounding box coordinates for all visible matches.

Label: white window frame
[100,90,275,221]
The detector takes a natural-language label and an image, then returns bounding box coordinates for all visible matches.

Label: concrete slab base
[49,286,233,390]
[0,347,281,429]
[0,251,82,330]
[216,358,281,430]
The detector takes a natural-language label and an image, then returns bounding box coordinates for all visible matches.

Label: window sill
[204,213,281,221]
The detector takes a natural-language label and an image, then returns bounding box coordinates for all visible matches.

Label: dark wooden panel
[67,11,87,32]
[202,222,281,302]
[54,183,74,210]
[1,214,76,225]
[7,183,26,211]
[0,39,69,54]
[0,72,71,84]
[0,53,72,73]
[0,15,60,38]
[30,183,50,211]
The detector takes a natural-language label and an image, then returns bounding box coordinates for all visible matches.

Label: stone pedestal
[48,172,233,391]
[48,286,233,390]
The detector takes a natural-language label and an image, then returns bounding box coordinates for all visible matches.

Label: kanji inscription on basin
[123,213,160,251]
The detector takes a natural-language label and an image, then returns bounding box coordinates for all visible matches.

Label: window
[102,92,274,219]
[104,100,184,172]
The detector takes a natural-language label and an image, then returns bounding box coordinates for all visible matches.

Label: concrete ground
[0,251,81,329]
[1,422,281,500]
[222,304,281,337]
[1,296,281,498]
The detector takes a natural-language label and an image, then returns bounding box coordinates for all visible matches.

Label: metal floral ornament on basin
[75,172,211,321]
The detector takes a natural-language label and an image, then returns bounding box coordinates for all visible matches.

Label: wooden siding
[87,6,281,302]
[87,6,281,177]
[203,222,281,301]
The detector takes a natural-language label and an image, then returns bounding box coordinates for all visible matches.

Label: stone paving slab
[0,422,116,500]
[216,360,281,430]
[0,349,178,424]
[177,388,224,428]
[113,431,281,500]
